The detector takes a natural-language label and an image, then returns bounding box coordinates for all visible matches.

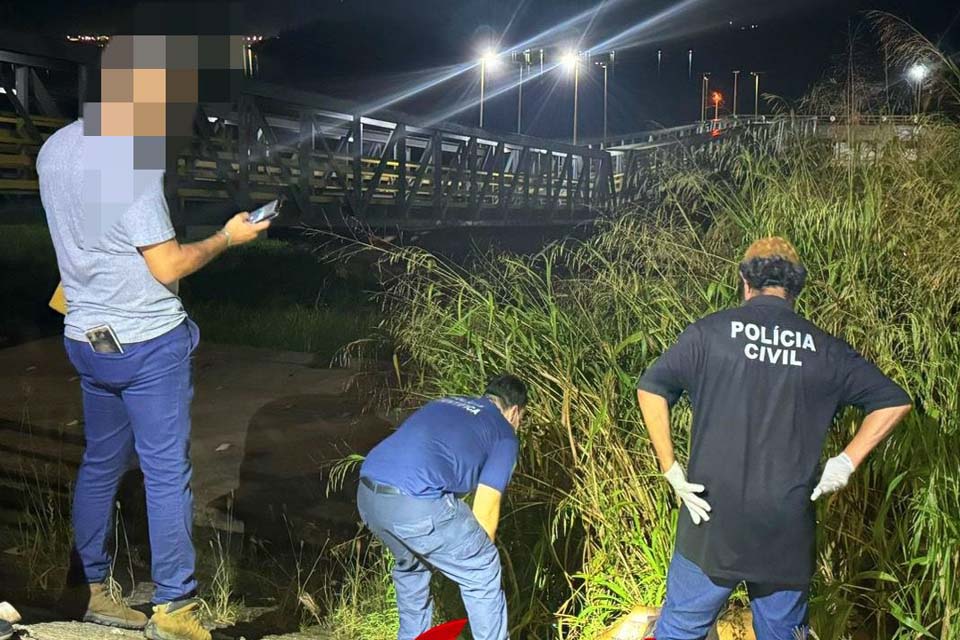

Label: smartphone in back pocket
[85,324,124,354]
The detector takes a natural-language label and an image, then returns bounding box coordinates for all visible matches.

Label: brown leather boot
[83,582,148,629]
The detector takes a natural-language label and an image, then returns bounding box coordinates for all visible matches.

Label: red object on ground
[415,618,469,640]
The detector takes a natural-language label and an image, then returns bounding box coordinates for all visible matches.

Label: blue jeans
[356,482,508,640]
[64,320,199,604]
[656,553,808,640]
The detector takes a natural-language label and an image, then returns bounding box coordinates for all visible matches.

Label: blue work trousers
[656,552,808,640]
[64,319,199,604]
[357,482,508,640]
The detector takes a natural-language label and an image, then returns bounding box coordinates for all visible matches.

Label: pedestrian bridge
[0,46,924,230]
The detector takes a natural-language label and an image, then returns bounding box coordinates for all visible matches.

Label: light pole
[700,73,710,123]
[712,91,722,121]
[512,50,533,134]
[562,50,583,145]
[732,70,740,117]
[688,49,694,80]
[594,51,615,148]
[750,71,761,117]
[657,48,662,79]
[479,49,498,128]
[907,63,929,115]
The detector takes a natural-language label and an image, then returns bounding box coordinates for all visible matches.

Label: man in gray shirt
[38,32,268,640]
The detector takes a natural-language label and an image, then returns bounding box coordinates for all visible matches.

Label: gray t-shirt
[38,120,187,344]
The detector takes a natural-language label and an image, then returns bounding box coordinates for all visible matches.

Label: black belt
[361,477,404,495]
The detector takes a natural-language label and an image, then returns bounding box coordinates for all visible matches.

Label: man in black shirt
[637,237,911,640]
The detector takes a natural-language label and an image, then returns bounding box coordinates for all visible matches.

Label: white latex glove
[664,461,712,525]
[810,453,855,501]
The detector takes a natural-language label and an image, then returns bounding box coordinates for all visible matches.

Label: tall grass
[377,118,960,638]
[314,538,400,640]
[15,466,73,594]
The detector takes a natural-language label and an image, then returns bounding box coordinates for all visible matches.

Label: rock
[596,605,659,640]
[0,602,21,623]
[15,621,143,639]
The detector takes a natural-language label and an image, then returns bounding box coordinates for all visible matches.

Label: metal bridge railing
[174,82,617,227]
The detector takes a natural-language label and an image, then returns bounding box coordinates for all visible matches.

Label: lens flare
[560,51,580,71]
[907,63,929,83]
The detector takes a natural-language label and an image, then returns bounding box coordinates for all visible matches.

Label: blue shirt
[38,120,187,344]
[361,396,519,498]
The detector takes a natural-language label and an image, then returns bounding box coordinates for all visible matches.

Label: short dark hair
[484,374,528,409]
[739,256,807,298]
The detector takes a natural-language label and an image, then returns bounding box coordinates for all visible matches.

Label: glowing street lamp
[907,63,929,114]
[711,90,723,120]
[560,50,579,71]
[907,63,929,83]
[561,50,583,144]
[479,49,499,128]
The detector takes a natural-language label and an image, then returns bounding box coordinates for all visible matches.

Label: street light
[750,71,761,117]
[732,70,740,117]
[512,50,532,134]
[479,48,499,128]
[907,63,929,114]
[700,73,710,123]
[907,63,929,83]
[561,50,582,144]
[594,51,615,148]
[711,91,723,121]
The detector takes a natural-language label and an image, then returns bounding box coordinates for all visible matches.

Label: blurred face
[92,34,241,138]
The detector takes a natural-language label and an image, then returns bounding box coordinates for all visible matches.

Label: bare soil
[0,338,393,638]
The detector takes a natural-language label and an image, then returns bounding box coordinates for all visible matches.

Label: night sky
[3,0,957,138]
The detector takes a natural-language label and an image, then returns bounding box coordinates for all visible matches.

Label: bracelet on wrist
[219,228,232,248]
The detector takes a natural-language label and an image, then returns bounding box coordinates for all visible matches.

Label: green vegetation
[14,466,73,595]
[0,224,62,347]
[0,227,375,358]
[180,238,377,360]
[312,540,400,640]
[373,117,960,638]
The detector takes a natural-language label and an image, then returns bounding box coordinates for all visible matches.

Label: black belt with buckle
[361,477,403,495]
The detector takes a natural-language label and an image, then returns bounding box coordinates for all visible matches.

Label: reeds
[380,119,960,638]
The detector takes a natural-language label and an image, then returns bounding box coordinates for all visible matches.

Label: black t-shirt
[637,295,911,587]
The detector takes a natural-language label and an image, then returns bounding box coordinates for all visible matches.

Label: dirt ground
[0,337,394,636]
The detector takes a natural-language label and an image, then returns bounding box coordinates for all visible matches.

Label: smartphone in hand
[248,198,282,224]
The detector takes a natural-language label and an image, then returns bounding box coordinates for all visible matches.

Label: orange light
[711,91,723,106]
